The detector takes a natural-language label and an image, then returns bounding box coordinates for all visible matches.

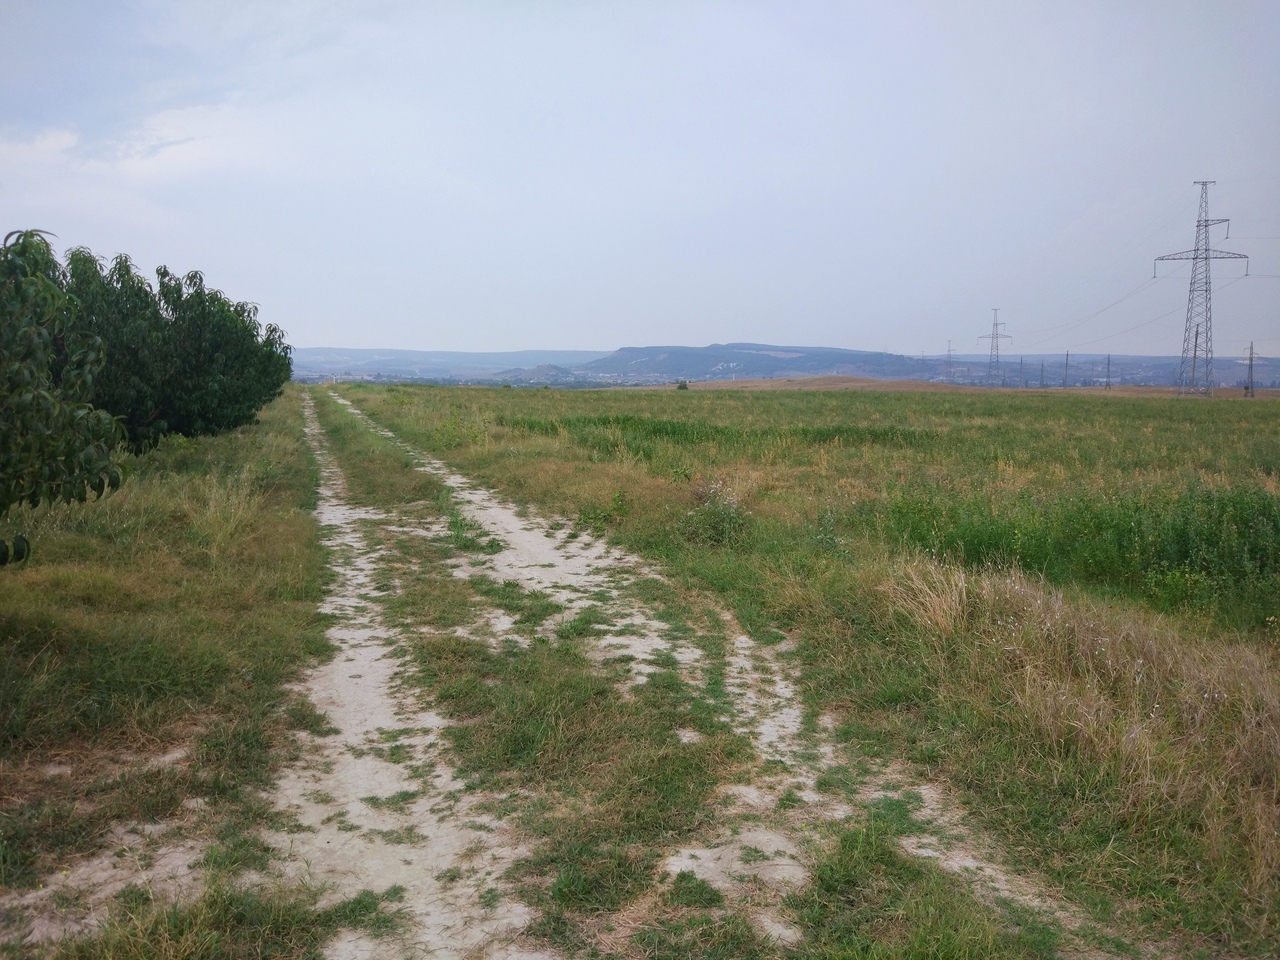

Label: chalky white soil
[249,397,553,959]
[0,816,206,946]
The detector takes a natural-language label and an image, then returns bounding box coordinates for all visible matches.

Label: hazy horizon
[292,342,1211,360]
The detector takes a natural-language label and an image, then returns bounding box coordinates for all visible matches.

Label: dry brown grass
[883,560,1280,910]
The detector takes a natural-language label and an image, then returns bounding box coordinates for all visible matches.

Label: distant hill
[292,348,611,381]
[293,343,1279,389]
[577,343,929,381]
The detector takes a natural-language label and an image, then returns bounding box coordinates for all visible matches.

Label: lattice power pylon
[978,308,1011,386]
[1155,181,1248,397]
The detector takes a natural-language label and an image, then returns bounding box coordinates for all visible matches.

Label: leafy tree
[0,231,121,517]
[155,266,292,441]
[64,251,292,450]
[64,248,170,449]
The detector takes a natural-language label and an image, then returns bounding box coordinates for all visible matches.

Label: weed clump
[577,491,628,535]
[549,843,655,912]
[679,480,748,547]
[791,817,1060,958]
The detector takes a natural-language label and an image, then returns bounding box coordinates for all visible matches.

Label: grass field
[1,391,322,884]
[305,387,1075,958]
[336,381,1280,954]
[3,381,1277,957]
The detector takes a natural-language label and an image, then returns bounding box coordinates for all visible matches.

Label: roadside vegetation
[0,387,386,954]
[1,228,293,568]
[1,231,121,525]
[337,381,1280,954]
[63,240,293,452]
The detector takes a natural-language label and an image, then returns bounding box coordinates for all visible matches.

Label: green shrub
[679,481,748,547]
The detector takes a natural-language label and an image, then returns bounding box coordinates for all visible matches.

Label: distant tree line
[1,229,291,526]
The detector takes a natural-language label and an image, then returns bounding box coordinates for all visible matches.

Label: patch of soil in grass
[287,396,553,959]
[0,819,206,946]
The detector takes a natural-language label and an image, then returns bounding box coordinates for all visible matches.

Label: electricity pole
[1155,181,1248,397]
[1247,342,1255,398]
[1063,352,1070,388]
[979,309,1011,387]
[1106,354,1111,391]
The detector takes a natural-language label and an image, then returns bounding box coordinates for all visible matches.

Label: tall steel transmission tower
[1155,181,1248,397]
[979,308,1011,386]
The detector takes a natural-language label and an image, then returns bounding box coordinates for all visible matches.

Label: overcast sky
[2,1,1277,356]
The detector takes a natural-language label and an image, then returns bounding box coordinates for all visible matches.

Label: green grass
[335,381,1280,953]
[0,386,330,890]
[883,482,1280,620]
[408,629,742,912]
[307,389,447,507]
[790,813,1061,959]
[347,383,1280,627]
[666,870,725,908]
[632,912,771,960]
[470,576,563,634]
[35,883,405,960]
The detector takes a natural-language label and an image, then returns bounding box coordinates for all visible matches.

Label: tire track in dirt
[327,394,698,681]
[286,395,557,959]
[327,392,1160,959]
[329,394,818,945]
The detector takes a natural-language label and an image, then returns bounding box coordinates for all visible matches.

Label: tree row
[1,230,292,519]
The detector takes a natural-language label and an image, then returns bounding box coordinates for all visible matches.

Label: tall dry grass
[883,560,1280,930]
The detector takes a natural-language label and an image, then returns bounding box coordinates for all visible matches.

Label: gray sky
[3,1,1278,356]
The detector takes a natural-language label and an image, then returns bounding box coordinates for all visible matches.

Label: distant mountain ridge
[292,343,1278,389]
[292,348,610,380]
[580,343,923,380]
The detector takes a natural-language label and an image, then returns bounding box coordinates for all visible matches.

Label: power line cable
[1018,278,1160,347]
[1018,185,1273,349]
[1019,185,1199,336]
[1050,275,1250,352]
[1021,251,1263,353]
